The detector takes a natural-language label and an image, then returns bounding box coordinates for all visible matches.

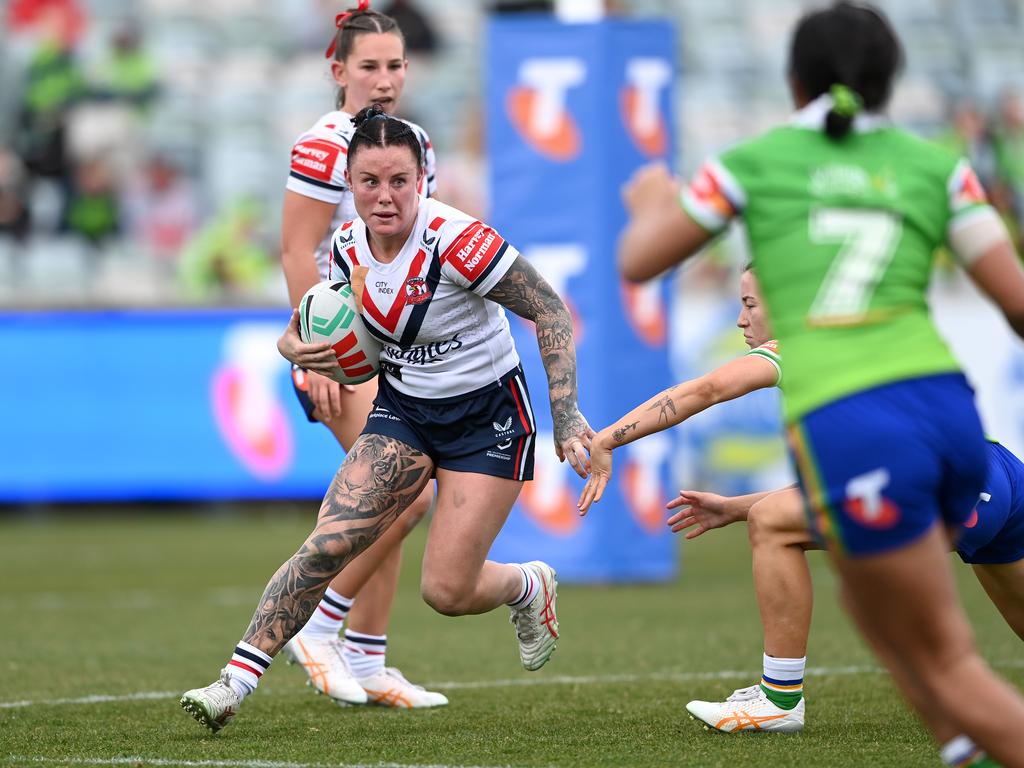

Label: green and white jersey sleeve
[679,159,746,234]
[745,339,782,386]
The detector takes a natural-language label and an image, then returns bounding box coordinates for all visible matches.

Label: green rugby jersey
[682,97,992,421]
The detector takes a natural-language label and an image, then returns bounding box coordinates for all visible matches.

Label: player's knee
[747,503,777,549]
[749,497,805,550]
[420,576,470,616]
[911,617,976,675]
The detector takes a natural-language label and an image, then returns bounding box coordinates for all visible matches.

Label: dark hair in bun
[348,104,423,170]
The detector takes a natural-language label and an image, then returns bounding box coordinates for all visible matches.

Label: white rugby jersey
[287,109,437,279]
[329,198,521,399]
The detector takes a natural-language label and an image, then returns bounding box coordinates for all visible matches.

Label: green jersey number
[807,208,903,325]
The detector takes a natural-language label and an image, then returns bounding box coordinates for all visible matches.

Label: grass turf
[1,508,1021,767]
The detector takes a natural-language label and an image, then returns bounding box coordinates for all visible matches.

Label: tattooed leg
[241,434,433,655]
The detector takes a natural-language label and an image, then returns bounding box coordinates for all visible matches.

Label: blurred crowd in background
[1,0,1024,307]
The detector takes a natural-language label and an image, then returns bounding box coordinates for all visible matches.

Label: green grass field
[2,508,1022,768]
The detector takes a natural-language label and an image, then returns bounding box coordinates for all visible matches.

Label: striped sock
[225,642,272,698]
[940,735,994,767]
[343,630,387,679]
[300,588,353,638]
[507,564,539,609]
[760,653,804,710]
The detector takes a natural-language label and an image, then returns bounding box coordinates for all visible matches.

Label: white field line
[0,663,890,710]
[4,659,1023,711]
[3,758,518,768]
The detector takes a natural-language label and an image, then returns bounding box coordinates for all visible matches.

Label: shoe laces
[382,667,425,691]
[725,684,763,703]
[207,671,241,707]
[509,570,557,644]
[323,635,349,662]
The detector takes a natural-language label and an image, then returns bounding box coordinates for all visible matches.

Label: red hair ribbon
[325,0,371,59]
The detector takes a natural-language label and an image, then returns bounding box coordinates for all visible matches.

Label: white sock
[299,588,353,638]
[507,564,539,608]
[760,653,805,707]
[941,735,983,767]
[225,641,272,699]
[343,630,387,679]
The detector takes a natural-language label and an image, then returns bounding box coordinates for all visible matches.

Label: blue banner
[485,17,678,581]
[0,310,341,502]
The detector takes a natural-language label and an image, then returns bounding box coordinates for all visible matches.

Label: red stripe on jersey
[429,216,446,231]
[228,660,263,678]
[341,221,354,231]
[291,139,342,183]
[361,248,428,334]
[347,247,358,265]
[441,223,506,283]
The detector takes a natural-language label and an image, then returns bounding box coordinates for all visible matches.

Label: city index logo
[507,58,585,162]
[620,58,671,158]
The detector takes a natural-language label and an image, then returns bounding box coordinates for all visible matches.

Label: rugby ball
[297,281,381,385]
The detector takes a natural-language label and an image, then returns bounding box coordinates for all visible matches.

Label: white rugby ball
[297,281,381,385]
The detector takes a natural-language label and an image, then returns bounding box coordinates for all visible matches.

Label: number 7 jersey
[329,198,521,400]
[680,98,996,420]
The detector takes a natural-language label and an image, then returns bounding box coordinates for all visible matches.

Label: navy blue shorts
[362,364,536,481]
[956,441,1024,565]
[291,366,319,422]
[788,373,987,557]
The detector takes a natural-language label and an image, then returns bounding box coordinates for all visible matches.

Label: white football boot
[509,561,559,671]
[686,684,805,733]
[180,668,242,733]
[282,634,368,705]
[356,667,449,708]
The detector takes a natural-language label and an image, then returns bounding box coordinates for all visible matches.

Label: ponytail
[825,83,864,139]
[789,2,902,141]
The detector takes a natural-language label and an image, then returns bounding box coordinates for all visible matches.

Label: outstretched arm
[618,164,714,282]
[578,353,779,514]
[485,256,594,477]
[666,487,796,539]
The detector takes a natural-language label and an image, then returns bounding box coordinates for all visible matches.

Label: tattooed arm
[484,256,594,478]
[577,351,780,515]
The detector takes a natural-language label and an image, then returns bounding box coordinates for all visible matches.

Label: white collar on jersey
[789,93,889,133]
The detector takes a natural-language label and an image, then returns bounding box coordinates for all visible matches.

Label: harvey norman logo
[456,227,496,269]
[507,57,586,161]
[291,139,341,181]
[621,58,671,158]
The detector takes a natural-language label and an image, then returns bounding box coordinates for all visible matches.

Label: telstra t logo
[507,58,585,161]
[621,58,671,158]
